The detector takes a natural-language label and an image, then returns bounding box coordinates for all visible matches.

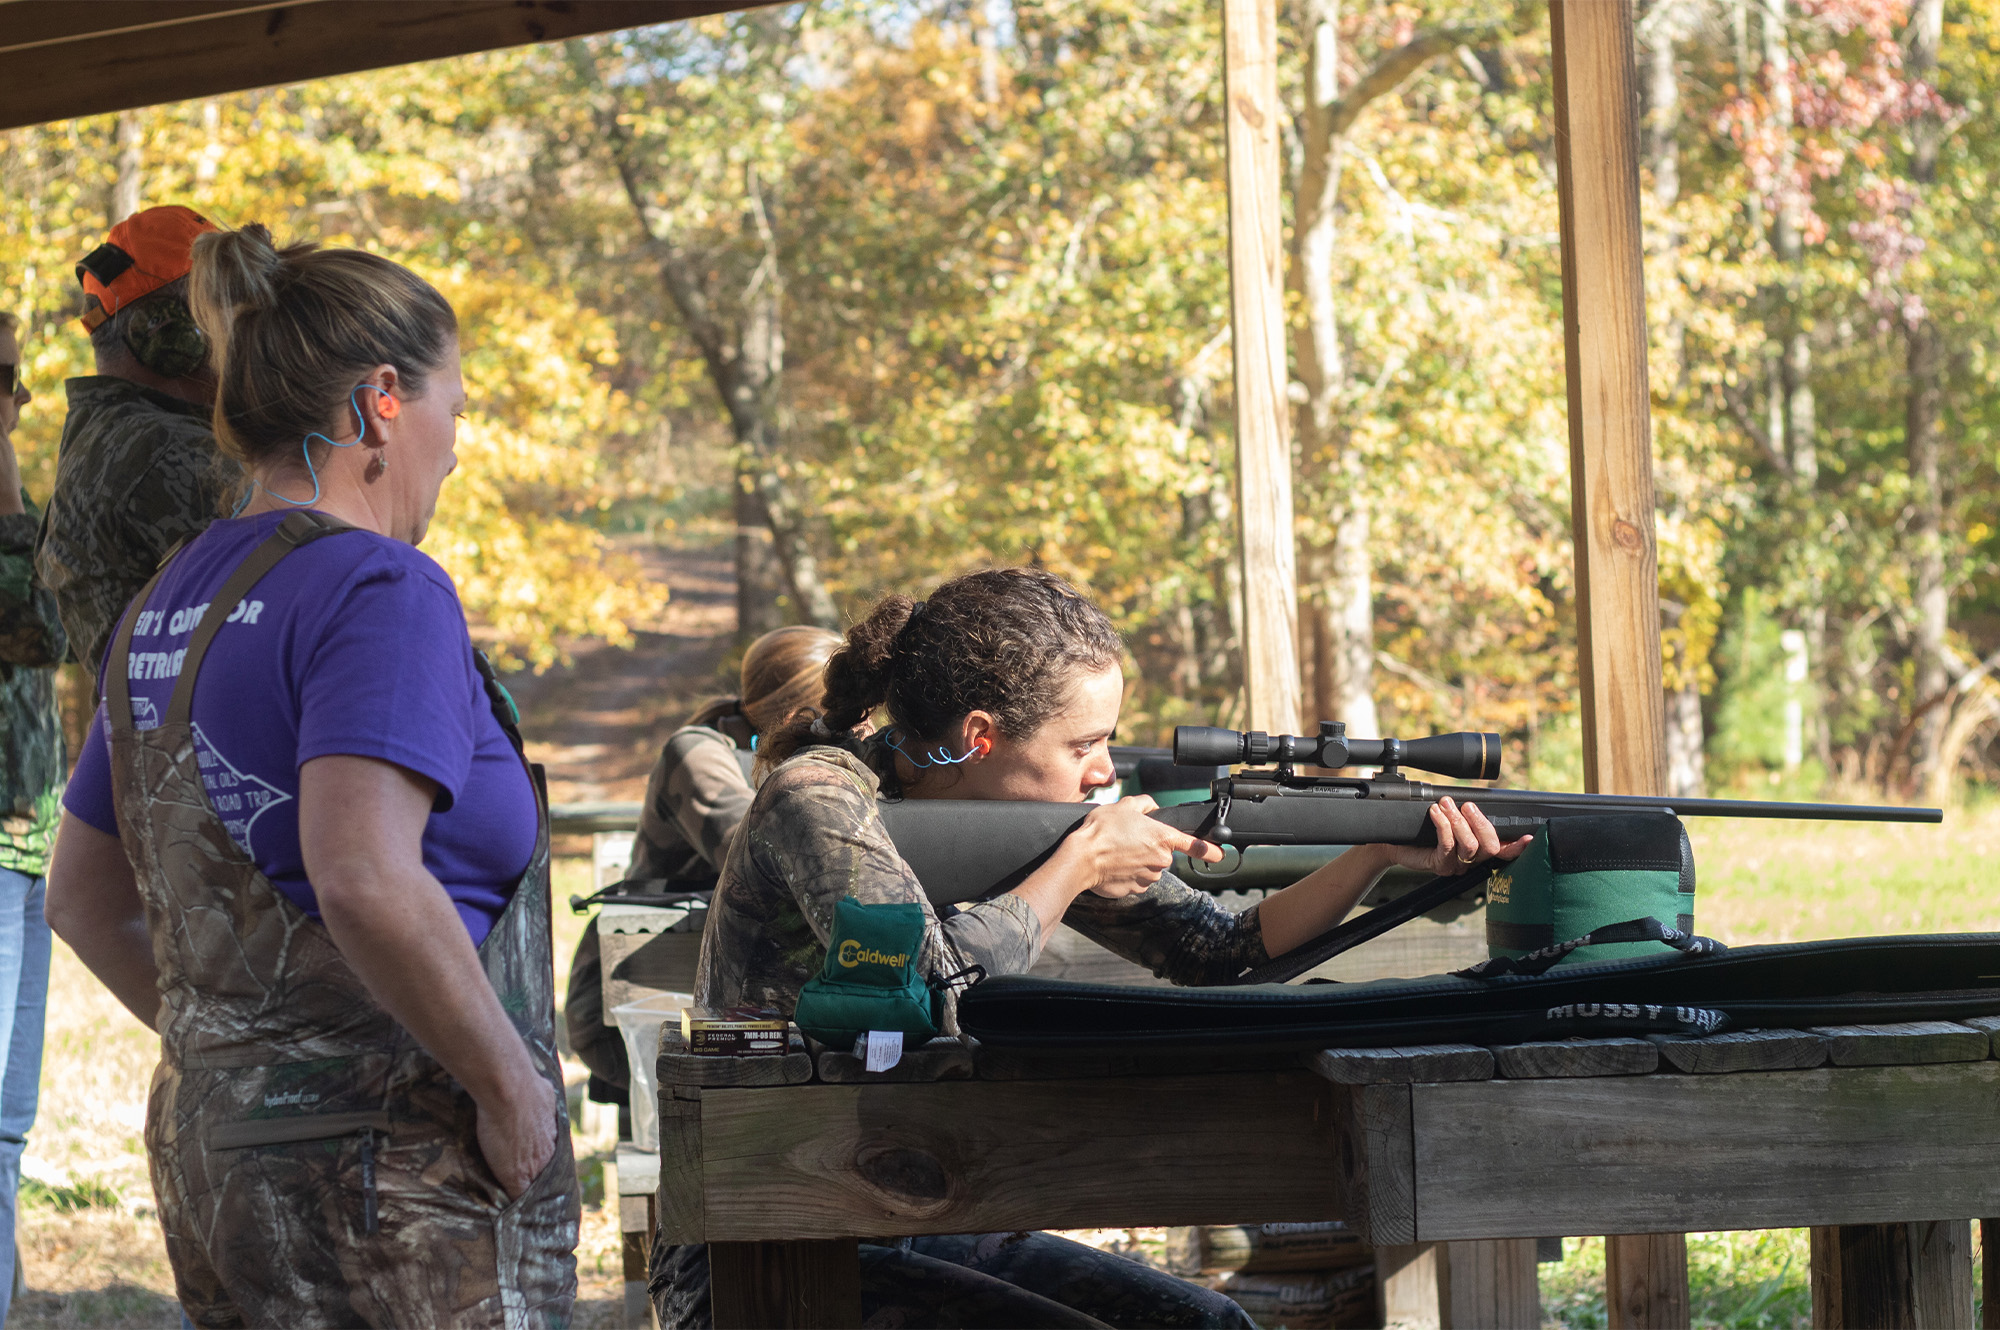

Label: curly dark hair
[762,567,1123,782]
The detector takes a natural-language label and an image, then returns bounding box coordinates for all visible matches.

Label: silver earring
[367,449,389,481]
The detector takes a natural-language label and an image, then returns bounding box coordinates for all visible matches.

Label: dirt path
[507,534,738,807]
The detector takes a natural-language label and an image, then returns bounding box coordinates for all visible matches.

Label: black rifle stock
[881,722,1943,906]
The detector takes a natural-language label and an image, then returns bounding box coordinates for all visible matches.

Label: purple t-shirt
[64,511,537,945]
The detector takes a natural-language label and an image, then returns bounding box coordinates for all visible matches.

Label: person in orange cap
[34,205,244,675]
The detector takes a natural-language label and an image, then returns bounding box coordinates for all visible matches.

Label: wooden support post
[1378,1243,1442,1328]
[620,1192,657,1330]
[1982,1219,2000,1330]
[1440,1239,1541,1329]
[1810,1222,1973,1329]
[1549,2,1679,1322]
[1375,1241,1539,1329]
[1549,0,1666,798]
[709,1239,864,1330]
[1605,1230,1690,1330]
[1222,0,1301,735]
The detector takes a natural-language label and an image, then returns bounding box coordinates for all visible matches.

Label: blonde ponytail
[187,223,455,469]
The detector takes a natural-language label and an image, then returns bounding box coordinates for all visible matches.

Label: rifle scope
[1174,722,1502,781]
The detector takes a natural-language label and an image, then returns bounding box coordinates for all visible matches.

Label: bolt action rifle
[878,721,1942,909]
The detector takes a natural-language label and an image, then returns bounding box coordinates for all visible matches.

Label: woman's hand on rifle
[1008,794,1223,944]
[1386,797,1533,878]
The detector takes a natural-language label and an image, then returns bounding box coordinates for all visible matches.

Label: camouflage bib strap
[103,560,174,740]
[164,512,353,729]
[105,511,353,737]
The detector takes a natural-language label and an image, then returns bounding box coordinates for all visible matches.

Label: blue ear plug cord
[883,727,981,768]
[233,384,389,514]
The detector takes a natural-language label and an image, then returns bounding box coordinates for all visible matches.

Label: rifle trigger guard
[1184,844,1243,880]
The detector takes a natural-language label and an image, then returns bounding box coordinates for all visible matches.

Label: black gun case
[955,933,2000,1052]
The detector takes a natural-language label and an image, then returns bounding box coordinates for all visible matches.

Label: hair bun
[190,224,281,315]
[188,223,288,378]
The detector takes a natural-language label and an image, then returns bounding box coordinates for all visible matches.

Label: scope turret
[1173,722,1501,781]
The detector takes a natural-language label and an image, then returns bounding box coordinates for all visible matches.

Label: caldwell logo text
[838,939,911,969]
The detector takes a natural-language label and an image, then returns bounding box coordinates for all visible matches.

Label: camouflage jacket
[0,492,66,875]
[36,377,240,673]
[625,725,752,884]
[694,744,1269,1021]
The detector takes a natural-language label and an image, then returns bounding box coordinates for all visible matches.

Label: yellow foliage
[0,66,663,670]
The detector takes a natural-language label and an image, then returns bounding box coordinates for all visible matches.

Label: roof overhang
[0,1,758,133]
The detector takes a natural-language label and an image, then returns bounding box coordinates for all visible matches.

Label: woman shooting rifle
[666,566,1529,1327]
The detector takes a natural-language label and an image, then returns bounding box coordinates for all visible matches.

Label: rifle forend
[1174,722,1501,780]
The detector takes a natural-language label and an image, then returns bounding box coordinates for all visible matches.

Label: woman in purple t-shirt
[45,224,576,1325]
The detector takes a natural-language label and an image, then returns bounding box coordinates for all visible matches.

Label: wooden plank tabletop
[667,1072,1342,1244]
[1490,1037,1658,1079]
[655,1017,2000,1250]
[1400,1062,2000,1241]
[1310,1044,1494,1085]
[1809,1021,1989,1067]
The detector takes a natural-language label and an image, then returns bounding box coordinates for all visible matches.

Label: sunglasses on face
[0,365,17,396]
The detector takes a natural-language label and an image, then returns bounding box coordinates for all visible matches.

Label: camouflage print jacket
[694,744,1270,1021]
[0,492,66,876]
[625,725,753,885]
[36,377,240,674]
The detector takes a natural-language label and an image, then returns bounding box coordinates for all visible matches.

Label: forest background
[2,0,1996,804]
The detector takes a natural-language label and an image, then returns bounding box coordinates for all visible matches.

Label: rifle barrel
[1443,786,1942,824]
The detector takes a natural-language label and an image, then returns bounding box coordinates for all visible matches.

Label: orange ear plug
[376,394,400,420]
[972,737,991,757]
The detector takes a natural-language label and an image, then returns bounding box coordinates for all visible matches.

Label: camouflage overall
[105,513,579,1329]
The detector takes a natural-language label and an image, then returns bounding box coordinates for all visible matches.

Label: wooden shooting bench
[652,1017,2000,1329]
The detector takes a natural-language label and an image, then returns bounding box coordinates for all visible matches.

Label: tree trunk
[735,477,784,639]
[1286,7,1517,740]
[1329,479,1378,735]
[1645,0,1703,796]
[1758,0,1815,485]
[571,39,843,636]
[1306,585,1335,725]
[1752,0,1833,771]
[112,112,143,223]
[1905,0,1948,787]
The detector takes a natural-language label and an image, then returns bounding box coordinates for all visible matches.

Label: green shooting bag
[1485,813,1695,965]
[793,896,940,1047]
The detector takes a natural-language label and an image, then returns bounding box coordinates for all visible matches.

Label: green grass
[18,1176,120,1214]
[1541,1229,1985,1329]
[1688,800,2000,944]
[1540,1233,1812,1329]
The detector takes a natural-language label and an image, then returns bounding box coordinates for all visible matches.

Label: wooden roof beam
[0,1,754,133]
[0,2,289,56]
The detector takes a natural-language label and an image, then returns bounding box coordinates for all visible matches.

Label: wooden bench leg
[1376,1240,1538,1329]
[1983,1220,2000,1330]
[709,1239,863,1329]
[619,1193,657,1330]
[1442,1239,1540,1329]
[1811,1222,1973,1329]
[1378,1243,1441,1328]
[1605,1233,1689,1329]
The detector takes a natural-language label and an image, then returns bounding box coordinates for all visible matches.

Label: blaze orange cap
[76,205,219,331]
